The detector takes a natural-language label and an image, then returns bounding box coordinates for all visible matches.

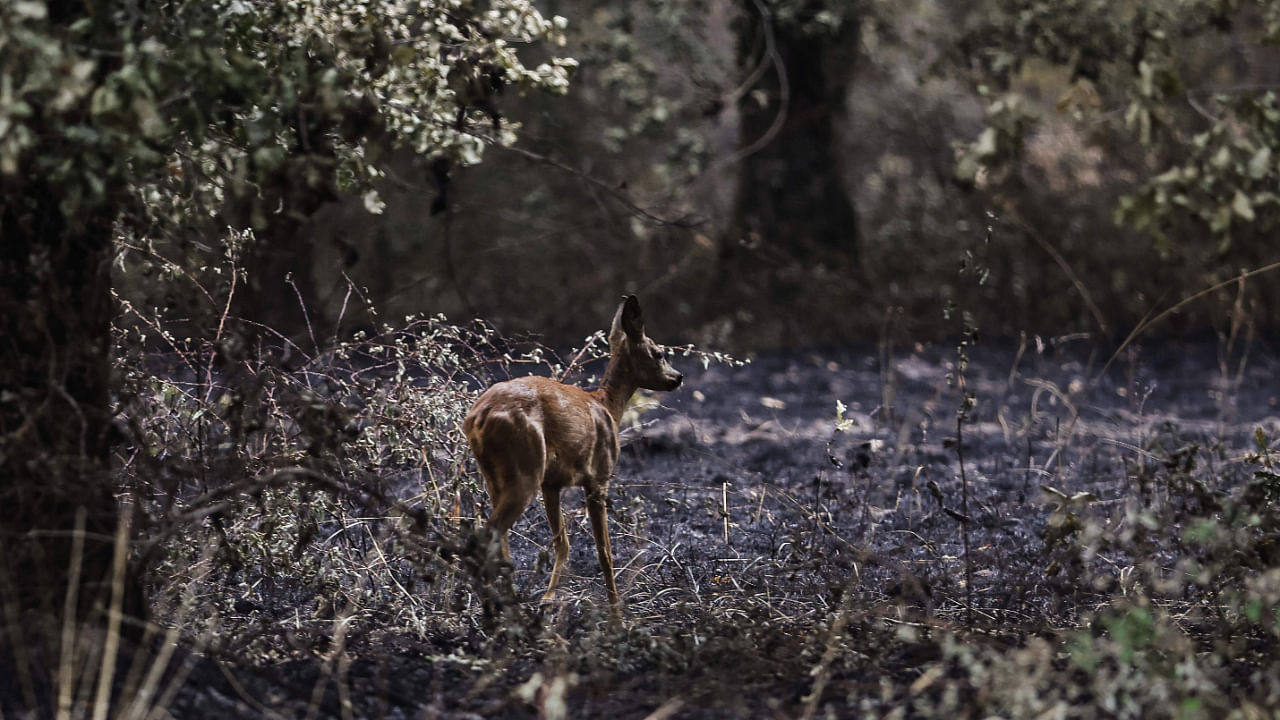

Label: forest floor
[93,337,1280,717]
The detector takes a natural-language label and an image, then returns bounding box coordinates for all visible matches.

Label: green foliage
[959,0,1280,250]
[865,422,1280,719]
[1121,91,1280,251]
[2,0,574,229]
[955,91,1037,183]
[554,0,729,192]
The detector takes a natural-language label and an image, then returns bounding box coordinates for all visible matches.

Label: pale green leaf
[1248,147,1272,180]
[1232,190,1255,221]
[975,127,997,158]
[1211,145,1232,170]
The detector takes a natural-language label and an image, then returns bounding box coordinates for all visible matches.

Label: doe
[463,295,683,616]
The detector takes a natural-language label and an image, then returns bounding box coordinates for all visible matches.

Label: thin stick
[800,571,861,720]
[1099,261,1280,379]
[286,271,319,356]
[332,276,355,345]
[559,332,604,383]
[957,412,973,628]
[91,503,134,720]
[721,481,731,546]
[1000,204,1109,336]
[56,509,87,720]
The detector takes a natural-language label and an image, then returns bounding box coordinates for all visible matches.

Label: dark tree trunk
[226,90,370,346]
[0,10,146,710]
[225,156,339,348]
[0,177,131,625]
[720,1,859,339]
[0,0,139,636]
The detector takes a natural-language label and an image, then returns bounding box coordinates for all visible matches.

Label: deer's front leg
[585,485,621,616]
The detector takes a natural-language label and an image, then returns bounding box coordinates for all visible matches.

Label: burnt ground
[36,337,1280,718]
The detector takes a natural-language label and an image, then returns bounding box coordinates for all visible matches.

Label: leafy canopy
[0,0,576,225]
[956,0,1280,251]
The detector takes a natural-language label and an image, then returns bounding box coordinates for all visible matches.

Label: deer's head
[608,295,683,392]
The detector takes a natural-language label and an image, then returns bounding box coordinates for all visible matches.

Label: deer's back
[464,376,619,489]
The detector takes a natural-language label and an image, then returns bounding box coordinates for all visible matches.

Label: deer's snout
[667,372,684,390]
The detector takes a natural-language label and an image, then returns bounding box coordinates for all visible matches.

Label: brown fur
[463,296,683,616]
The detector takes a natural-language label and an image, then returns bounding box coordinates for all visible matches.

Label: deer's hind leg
[540,486,571,603]
[475,418,546,561]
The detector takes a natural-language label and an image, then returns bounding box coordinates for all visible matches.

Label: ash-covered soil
[582,339,1276,646]
[160,338,1280,718]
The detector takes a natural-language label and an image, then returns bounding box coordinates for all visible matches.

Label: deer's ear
[621,295,645,341]
[610,295,644,344]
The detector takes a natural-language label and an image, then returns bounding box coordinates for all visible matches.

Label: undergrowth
[37,240,1279,718]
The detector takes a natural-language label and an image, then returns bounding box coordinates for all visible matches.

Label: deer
[463,295,683,617]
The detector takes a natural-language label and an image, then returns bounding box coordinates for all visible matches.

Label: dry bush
[83,237,1280,717]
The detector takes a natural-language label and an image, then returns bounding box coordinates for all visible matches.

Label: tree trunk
[226,163,335,347]
[720,1,859,339]
[227,127,347,346]
[0,177,131,625]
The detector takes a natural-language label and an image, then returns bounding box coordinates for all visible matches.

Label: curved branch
[1000,202,1110,337]
[470,130,702,229]
[707,0,791,174]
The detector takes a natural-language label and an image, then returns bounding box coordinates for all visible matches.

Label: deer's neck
[593,358,636,426]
